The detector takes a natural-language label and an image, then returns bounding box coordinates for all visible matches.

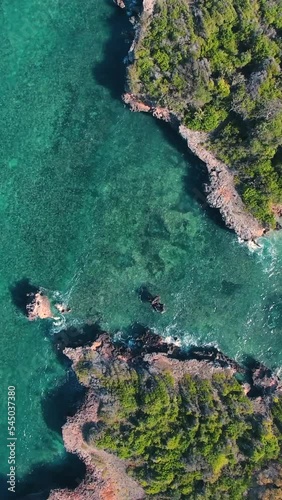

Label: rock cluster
[25,288,71,321]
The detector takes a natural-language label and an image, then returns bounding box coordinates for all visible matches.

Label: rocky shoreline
[48,329,282,499]
[117,0,266,241]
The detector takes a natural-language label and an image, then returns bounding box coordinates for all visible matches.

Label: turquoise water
[1,0,282,495]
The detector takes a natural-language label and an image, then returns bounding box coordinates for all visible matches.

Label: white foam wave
[50,315,85,335]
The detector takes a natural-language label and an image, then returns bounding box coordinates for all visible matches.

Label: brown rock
[113,0,126,8]
[26,292,53,321]
[90,339,103,351]
[123,93,151,113]
[55,303,71,314]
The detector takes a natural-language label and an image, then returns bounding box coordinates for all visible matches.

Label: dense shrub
[87,366,282,498]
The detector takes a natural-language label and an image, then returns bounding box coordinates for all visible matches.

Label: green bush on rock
[86,365,282,498]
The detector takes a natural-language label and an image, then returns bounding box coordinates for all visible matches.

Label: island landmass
[49,329,282,499]
[119,0,282,240]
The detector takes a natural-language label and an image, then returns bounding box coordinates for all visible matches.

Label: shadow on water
[10,278,39,317]
[41,322,103,436]
[44,321,103,425]
[11,320,104,499]
[243,355,273,376]
[52,322,102,365]
[0,473,11,500]
[41,371,86,435]
[92,0,132,100]
[121,321,150,340]
[154,118,232,231]
[137,285,155,304]
[91,0,233,232]
[16,455,86,500]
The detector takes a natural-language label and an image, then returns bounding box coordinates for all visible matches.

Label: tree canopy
[81,362,282,498]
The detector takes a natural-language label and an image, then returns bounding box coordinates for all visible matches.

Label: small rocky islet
[25,289,71,322]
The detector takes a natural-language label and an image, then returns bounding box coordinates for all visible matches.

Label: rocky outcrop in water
[26,290,54,320]
[25,287,71,321]
[179,127,265,241]
[113,0,126,8]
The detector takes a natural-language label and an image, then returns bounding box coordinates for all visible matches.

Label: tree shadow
[12,320,104,498]
[10,278,39,317]
[154,119,232,232]
[91,1,233,233]
[16,454,86,499]
[91,0,133,100]
[82,421,102,444]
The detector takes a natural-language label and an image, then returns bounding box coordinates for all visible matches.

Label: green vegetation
[129,0,282,225]
[85,364,282,498]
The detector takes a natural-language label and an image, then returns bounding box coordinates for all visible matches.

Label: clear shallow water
[1,0,282,494]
